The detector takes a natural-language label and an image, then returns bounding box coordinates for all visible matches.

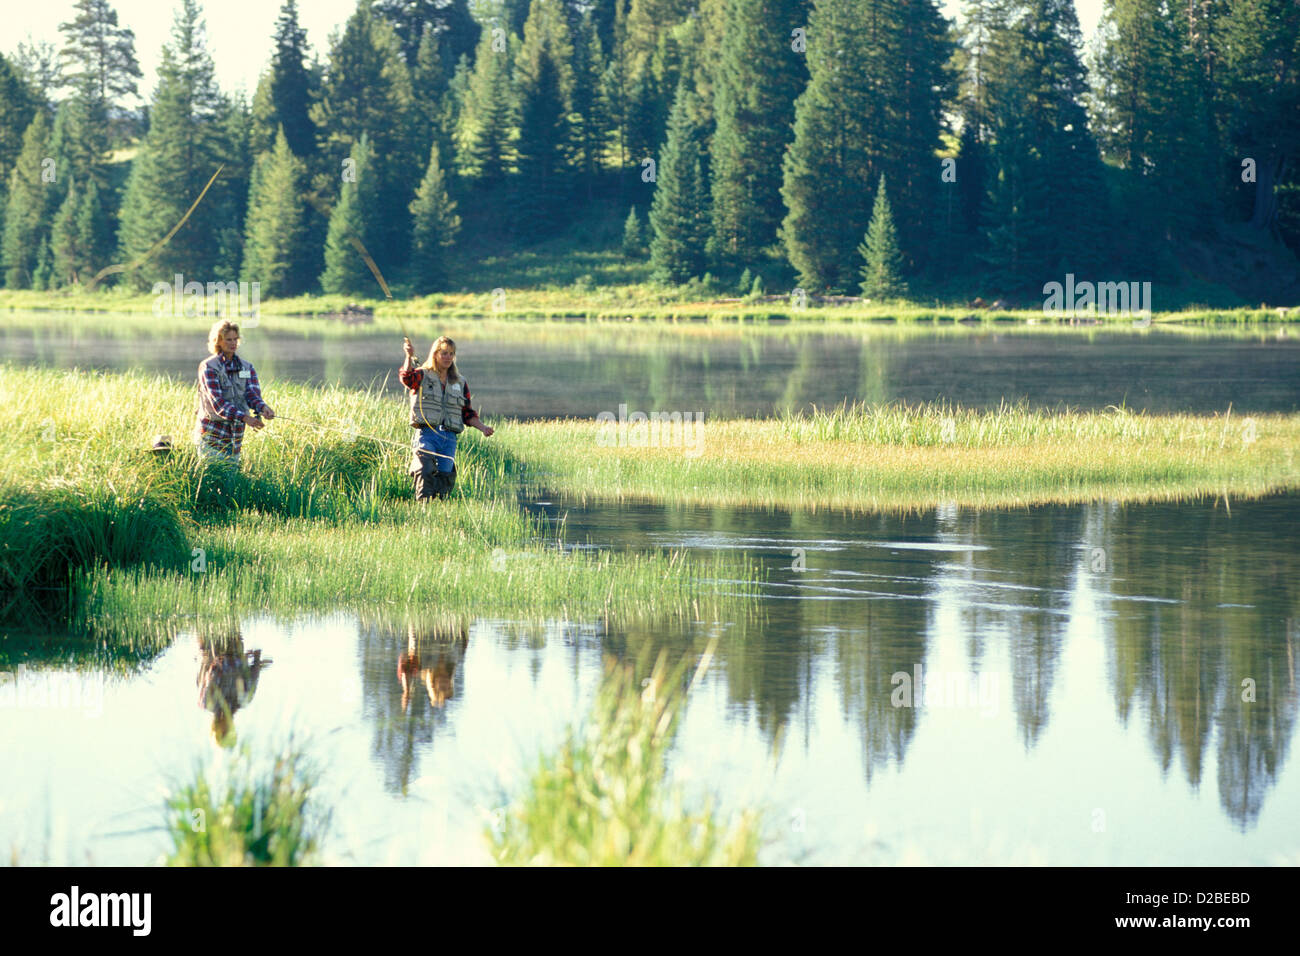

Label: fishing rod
[273,414,456,462]
[340,232,471,442]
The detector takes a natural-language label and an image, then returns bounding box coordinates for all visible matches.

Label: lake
[2,315,1296,864]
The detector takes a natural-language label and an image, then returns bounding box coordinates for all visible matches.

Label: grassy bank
[0,366,757,640]
[492,402,1300,513]
[0,287,1292,325]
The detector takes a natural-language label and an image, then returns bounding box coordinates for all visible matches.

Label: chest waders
[410,370,466,500]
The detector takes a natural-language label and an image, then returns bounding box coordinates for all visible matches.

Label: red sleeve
[462,382,477,422]
[399,367,423,391]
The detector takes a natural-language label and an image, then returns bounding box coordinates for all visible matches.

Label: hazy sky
[7,0,1108,104]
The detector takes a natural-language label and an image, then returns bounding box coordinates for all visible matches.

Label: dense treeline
[0,0,1296,300]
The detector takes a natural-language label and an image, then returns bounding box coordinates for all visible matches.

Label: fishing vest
[410,370,468,433]
[198,354,252,421]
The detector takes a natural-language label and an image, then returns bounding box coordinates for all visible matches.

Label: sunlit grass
[164,743,328,866]
[491,401,1300,513]
[1,367,758,635]
[0,286,1289,323]
[71,508,756,640]
[490,645,761,866]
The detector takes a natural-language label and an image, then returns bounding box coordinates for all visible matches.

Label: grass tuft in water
[164,743,329,867]
[490,643,761,866]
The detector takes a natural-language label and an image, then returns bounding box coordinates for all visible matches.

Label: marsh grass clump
[489,402,1300,513]
[165,744,328,867]
[490,645,761,866]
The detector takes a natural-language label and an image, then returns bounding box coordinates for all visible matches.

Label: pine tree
[214,91,252,278]
[0,54,38,169]
[857,175,907,299]
[57,0,142,157]
[780,0,882,291]
[458,21,515,185]
[1220,0,1300,236]
[408,143,461,292]
[269,0,316,158]
[51,173,83,286]
[571,9,609,198]
[49,170,109,287]
[249,70,277,157]
[375,0,481,69]
[622,66,660,171]
[311,1,414,265]
[622,204,643,256]
[513,0,576,238]
[115,0,232,287]
[1,111,53,289]
[242,128,313,296]
[75,177,111,278]
[12,38,63,108]
[320,134,381,295]
[649,78,710,283]
[979,0,1109,289]
[780,0,951,291]
[0,53,40,246]
[711,0,810,264]
[32,234,54,291]
[1094,0,1208,248]
[410,24,449,177]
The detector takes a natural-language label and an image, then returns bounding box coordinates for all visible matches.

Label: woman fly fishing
[400,335,494,500]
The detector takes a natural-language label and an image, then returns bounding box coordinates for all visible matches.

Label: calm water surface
[2,316,1297,416]
[3,315,1296,864]
[4,492,1296,864]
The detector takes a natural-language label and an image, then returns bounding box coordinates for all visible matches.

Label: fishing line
[340,231,463,437]
[273,414,456,462]
[86,164,226,292]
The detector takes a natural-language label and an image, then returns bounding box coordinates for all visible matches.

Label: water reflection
[360,615,470,794]
[4,492,1297,862]
[195,626,271,748]
[5,318,1297,416]
[547,492,1300,828]
[398,621,469,713]
[1088,498,1300,827]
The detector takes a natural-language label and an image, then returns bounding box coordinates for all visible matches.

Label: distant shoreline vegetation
[0,289,1294,325]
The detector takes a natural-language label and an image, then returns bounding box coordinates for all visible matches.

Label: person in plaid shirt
[195,319,275,464]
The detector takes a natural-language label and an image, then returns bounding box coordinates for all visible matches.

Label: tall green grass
[490,401,1300,513]
[70,508,759,640]
[0,366,758,636]
[164,743,329,866]
[490,645,761,866]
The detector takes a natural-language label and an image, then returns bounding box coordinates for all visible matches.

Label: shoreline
[1,289,1294,325]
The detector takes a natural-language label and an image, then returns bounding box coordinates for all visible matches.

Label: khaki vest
[198,354,251,421]
[410,370,468,432]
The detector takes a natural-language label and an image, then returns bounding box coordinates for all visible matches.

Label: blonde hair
[422,335,461,381]
[208,319,240,355]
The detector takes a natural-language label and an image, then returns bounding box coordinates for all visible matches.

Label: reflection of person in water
[397,622,468,713]
[197,629,270,747]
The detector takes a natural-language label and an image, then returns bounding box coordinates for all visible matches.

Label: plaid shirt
[196,354,269,456]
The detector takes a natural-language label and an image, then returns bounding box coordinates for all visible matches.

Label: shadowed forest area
[0,0,1297,311]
